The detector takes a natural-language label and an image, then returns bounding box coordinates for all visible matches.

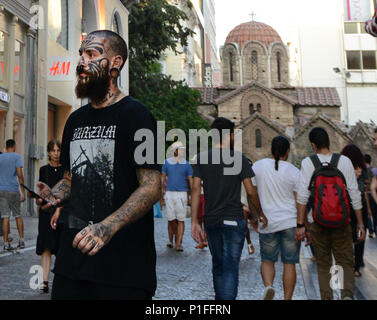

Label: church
[195,20,377,167]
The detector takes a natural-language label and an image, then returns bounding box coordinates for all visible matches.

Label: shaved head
[87,30,128,70]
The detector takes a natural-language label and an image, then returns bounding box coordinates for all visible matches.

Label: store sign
[0,90,10,103]
[344,0,373,21]
[47,56,75,81]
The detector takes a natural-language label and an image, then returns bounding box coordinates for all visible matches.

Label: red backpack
[308,154,351,228]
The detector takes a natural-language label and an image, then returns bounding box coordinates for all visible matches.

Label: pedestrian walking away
[36,139,64,293]
[162,141,193,252]
[252,136,310,300]
[296,127,365,300]
[34,30,161,300]
[191,117,268,300]
[0,139,26,252]
[370,129,377,215]
[364,154,377,238]
[342,145,374,277]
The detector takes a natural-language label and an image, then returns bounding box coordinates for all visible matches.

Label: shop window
[14,40,24,93]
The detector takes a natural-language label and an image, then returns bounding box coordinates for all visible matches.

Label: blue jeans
[204,218,246,300]
[153,202,162,218]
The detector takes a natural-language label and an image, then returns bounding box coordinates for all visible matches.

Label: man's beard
[75,66,110,104]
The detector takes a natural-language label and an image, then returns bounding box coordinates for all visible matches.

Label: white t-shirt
[296,153,362,211]
[252,158,300,234]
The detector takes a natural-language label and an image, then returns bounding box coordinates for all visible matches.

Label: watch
[297,223,305,228]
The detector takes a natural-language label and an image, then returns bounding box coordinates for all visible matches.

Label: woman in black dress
[36,139,64,293]
[341,144,373,277]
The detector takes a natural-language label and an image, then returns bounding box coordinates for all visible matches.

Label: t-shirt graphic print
[70,125,116,222]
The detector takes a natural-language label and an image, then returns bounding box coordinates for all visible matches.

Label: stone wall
[295,106,341,122]
[291,118,353,168]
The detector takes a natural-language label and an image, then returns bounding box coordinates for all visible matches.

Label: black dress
[36,164,64,255]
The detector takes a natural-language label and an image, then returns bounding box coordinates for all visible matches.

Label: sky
[214,0,304,52]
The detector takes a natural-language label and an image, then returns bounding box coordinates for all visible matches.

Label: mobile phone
[21,184,49,205]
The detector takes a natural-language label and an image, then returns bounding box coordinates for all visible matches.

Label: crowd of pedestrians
[1,29,377,302]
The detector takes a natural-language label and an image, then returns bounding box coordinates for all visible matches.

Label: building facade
[0,0,38,216]
[296,0,377,125]
[0,0,129,216]
[196,20,377,167]
[160,0,220,87]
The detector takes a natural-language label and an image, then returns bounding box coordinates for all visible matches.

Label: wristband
[297,223,305,228]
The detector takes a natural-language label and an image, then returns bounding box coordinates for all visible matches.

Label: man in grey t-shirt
[0,139,26,251]
[191,117,267,300]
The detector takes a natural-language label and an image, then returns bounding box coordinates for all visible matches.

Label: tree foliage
[128,0,210,140]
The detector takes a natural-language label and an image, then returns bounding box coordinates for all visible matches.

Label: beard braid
[75,58,111,104]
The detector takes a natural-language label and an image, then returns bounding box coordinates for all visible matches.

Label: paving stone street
[1,212,377,300]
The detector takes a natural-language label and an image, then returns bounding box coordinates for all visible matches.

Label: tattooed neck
[92,88,124,108]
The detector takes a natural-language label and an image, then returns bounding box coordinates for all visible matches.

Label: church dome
[225,21,282,48]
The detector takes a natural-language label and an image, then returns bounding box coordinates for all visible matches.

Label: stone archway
[240,90,270,120]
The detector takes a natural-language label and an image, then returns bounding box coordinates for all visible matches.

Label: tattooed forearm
[102,168,161,235]
[51,171,72,203]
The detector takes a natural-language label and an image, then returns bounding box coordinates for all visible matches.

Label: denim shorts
[259,227,301,264]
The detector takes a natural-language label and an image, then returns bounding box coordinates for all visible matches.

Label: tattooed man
[36,30,161,300]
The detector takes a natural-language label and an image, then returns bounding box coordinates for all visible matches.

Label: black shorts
[51,273,153,300]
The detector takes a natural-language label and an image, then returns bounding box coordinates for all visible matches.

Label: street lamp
[333,67,351,125]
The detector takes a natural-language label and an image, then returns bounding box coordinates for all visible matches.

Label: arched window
[256,129,262,148]
[229,52,234,82]
[257,103,261,113]
[249,103,254,116]
[251,50,258,80]
[277,51,281,82]
[112,12,121,34]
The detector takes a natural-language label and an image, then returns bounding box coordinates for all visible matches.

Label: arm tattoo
[51,171,72,203]
[102,168,161,235]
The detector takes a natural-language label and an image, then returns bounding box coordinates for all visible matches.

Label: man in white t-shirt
[296,127,365,300]
[252,136,307,300]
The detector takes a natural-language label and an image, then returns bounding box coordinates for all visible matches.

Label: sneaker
[3,243,14,251]
[39,282,49,294]
[263,286,275,300]
[17,241,25,249]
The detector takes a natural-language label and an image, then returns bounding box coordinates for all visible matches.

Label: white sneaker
[263,286,275,300]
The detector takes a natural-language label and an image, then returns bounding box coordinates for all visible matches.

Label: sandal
[354,270,362,277]
[166,242,173,248]
[176,245,184,252]
[39,281,49,293]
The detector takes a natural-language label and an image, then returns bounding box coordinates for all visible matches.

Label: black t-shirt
[53,96,160,294]
[192,149,255,226]
[39,165,65,189]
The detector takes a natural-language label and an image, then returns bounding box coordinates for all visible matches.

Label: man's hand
[357,225,366,242]
[305,231,312,246]
[73,222,114,256]
[191,222,206,244]
[259,214,268,230]
[250,217,259,232]
[295,226,306,242]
